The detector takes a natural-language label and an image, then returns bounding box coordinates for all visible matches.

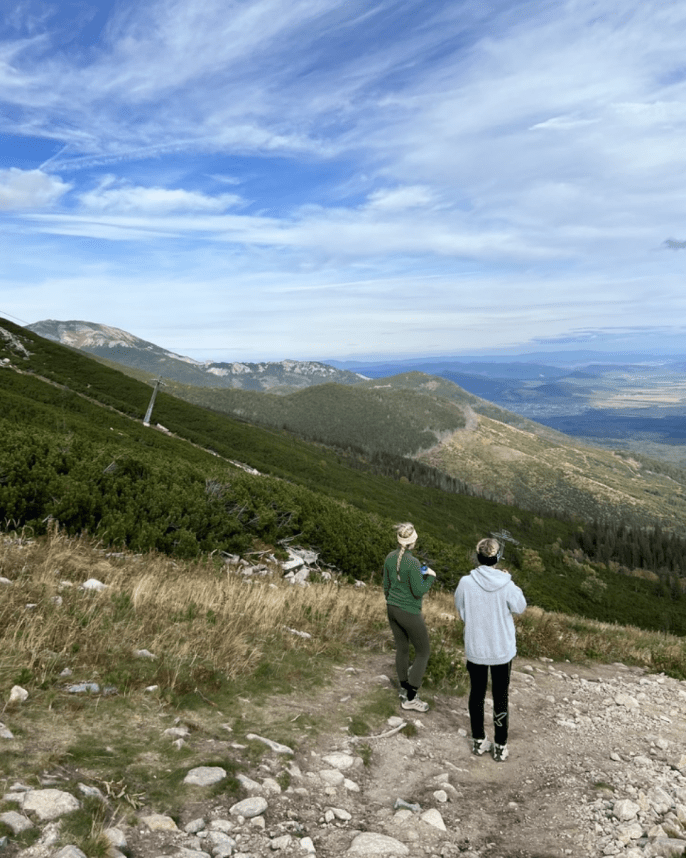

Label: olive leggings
[386,603,431,690]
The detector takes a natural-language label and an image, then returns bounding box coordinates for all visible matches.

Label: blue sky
[1,0,686,361]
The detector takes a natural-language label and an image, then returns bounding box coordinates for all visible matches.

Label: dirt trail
[255,651,686,857]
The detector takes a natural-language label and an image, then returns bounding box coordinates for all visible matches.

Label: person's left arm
[506,580,527,615]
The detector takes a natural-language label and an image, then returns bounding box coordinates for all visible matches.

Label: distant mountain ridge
[26,320,367,391]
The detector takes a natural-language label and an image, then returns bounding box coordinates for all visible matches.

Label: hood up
[470,565,512,592]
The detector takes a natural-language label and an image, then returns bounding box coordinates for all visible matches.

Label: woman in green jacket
[383,522,436,712]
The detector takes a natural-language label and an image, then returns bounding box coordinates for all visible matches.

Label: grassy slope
[152,368,686,534]
[1,318,685,634]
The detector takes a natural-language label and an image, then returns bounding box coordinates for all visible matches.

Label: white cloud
[365,186,437,211]
[0,168,71,210]
[79,177,242,214]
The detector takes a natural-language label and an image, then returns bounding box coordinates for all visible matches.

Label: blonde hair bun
[476,537,500,558]
[396,522,418,547]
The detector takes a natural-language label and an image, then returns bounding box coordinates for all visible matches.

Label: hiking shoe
[401,696,429,712]
[472,737,491,756]
[492,743,509,762]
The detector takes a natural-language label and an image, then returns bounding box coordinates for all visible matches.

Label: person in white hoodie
[454,538,526,762]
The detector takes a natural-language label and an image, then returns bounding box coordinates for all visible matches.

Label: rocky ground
[2,652,686,858]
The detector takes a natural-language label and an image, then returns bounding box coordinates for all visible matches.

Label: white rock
[205,830,237,855]
[104,827,127,849]
[615,693,639,709]
[330,807,352,821]
[0,811,34,833]
[246,734,293,754]
[22,789,80,820]
[319,769,344,786]
[77,783,105,800]
[81,578,108,591]
[299,836,316,853]
[208,820,234,832]
[261,777,282,795]
[141,813,178,831]
[433,790,448,803]
[54,847,87,858]
[236,774,262,793]
[347,832,409,855]
[421,808,447,831]
[184,767,226,787]
[229,797,268,818]
[134,649,157,659]
[270,834,293,850]
[8,686,28,703]
[0,722,14,739]
[322,753,355,770]
[614,799,640,821]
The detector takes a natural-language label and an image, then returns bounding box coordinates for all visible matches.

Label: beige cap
[396,522,418,547]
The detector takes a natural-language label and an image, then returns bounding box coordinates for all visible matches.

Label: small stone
[0,811,34,834]
[141,814,178,831]
[184,767,226,787]
[134,649,157,659]
[54,847,87,858]
[319,769,344,786]
[104,828,127,849]
[330,807,352,821]
[322,753,355,770]
[433,790,448,803]
[236,774,262,793]
[245,734,293,754]
[421,808,447,831]
[261,778,282,795]
[613,799,640,821]
[343,779,360,792]
[208,820,233,832]
[77,783,105,800]
[8,686,28,704]
[347,832,409,855]
[67,683,100,694]
[299,836,316,853]
[22,789,80,820]
[0,723,14,740]
[81,578,108,591]
[229,797,268,818]
[270,834,292,850]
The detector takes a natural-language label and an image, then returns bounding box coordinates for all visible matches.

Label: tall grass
[2,528,685,708]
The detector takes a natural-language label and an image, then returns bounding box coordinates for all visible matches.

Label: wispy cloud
[1,0,685,357]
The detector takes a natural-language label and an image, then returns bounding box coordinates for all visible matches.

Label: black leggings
[386,604,431,690]
[466,660,512,746]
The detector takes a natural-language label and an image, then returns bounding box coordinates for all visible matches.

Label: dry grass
[2,527,685,710]
[0,528,390,700]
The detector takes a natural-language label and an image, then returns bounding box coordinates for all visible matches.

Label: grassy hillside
[2,317,686,635]
[151,369,686,536]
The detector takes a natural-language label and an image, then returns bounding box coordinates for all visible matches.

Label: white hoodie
[454,566,527,665]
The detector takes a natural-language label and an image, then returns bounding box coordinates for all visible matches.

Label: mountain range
[22,318,686,537]
[26,320,366,390]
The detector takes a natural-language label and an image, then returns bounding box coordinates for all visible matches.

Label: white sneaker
[401,696,429,712]
[492,743,509,762]
[472,737,491,756]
